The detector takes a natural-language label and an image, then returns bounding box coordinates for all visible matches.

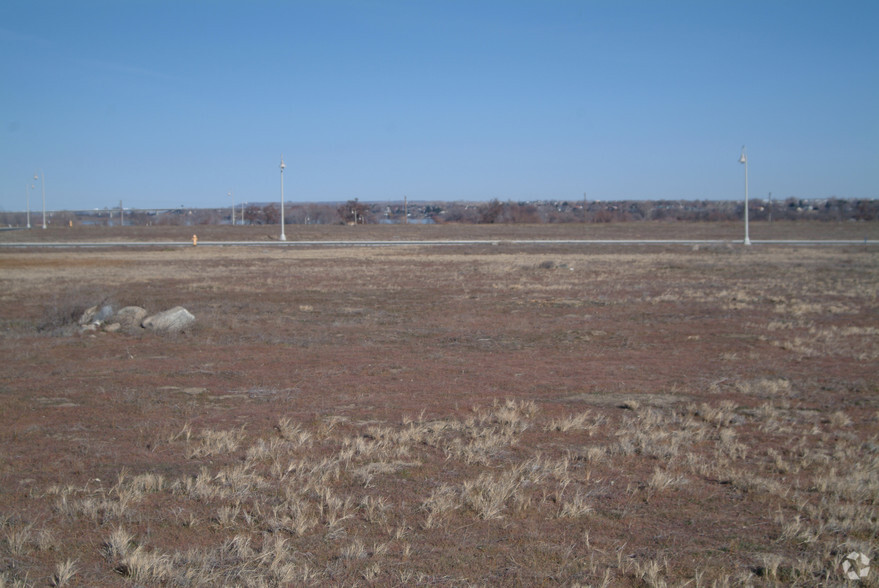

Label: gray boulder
[114,306,148,331]
[142,306,196,333]
[79,304,114,326]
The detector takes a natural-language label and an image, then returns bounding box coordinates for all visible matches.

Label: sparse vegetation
[1,223,877,585]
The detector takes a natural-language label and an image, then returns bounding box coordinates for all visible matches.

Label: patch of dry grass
[5,392,879,585]
[2,235,878,586]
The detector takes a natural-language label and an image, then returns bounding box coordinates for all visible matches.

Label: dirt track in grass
[1,222,877,586]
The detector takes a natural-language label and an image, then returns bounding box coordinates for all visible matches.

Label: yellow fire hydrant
[192,234,198,246]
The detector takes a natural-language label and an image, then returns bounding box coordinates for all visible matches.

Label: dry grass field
[1,222,877,586]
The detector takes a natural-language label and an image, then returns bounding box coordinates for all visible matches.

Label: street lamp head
[280,157,286,172]
[739,146,747,164]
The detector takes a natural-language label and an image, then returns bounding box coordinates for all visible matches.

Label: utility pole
[739,146,751,246]
[25,182,33,229]
[279,157,287,241]
[39,171,47,229]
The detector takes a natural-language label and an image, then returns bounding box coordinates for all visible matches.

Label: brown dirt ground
[0,222,877,586]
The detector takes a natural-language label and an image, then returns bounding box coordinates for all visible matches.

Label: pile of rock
[79,304,195,334]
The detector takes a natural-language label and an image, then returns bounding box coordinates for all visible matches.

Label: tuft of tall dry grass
[10,392,879,585]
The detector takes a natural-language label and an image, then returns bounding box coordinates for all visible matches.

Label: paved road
[1,239,877,248]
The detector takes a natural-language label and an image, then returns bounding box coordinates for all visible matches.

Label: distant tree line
[426,197,877,224]
[1,197,876,228]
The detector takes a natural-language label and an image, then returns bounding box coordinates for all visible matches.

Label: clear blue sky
[1,0,877,211]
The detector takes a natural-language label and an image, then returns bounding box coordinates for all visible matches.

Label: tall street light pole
[39,171,47,229]
[279,156,287,241]
[26,181,33,229]
[739,146,751,246]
